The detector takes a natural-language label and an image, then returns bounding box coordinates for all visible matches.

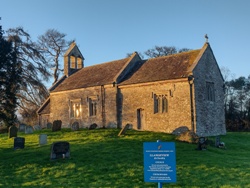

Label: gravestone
[25,125,34,134]
[39,134,47,145]
[9,126,18,138]
[89,123,97,130]
[215,136,220,147]
[50,141,70,159]
[118,124,131,136]
[107,122,117,128]
[14,137,25,149]
[33,125,42,131]
[52,120,62,132]
[172,126,189,136]
[71,122,80,131]
[197,137,207,150]
[19,124,26,132]
[47,122,52,129]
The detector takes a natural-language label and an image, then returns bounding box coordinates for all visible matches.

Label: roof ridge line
[113,52,141,83]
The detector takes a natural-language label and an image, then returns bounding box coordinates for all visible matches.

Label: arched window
[162,97,168,113]
[77,57,82,69]
[206,82,215,101]
[154,94,168,114]
[89,98,97,116]
[70,100,81,118]
[154,94,160,114]
[70,56,76,68]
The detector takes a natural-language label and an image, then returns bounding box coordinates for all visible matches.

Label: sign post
[144,141,176,187]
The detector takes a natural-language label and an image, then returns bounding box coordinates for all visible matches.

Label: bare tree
[127,46,191,59]
[144,46,178,58]
[37,29,73,84]
[6,27,50,125]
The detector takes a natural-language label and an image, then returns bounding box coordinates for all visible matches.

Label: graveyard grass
[0,129,249,188]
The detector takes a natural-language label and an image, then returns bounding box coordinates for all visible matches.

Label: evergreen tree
[6,27,50,125]
[0,23,21,127]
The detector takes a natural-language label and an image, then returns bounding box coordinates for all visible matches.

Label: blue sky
[1,0,250,80]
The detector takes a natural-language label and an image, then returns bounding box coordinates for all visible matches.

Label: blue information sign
[144,142,176,183]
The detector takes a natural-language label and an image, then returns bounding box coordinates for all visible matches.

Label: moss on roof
[51,48,202,92]
[52,57,130,92]
[120,49,201,85]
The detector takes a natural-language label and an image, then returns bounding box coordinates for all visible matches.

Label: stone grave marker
[106,122,117,128]
[52,120,62,132]
[14,137,25,149]
[39,134,47,145]
[89,123,97,130]
[71,122,80,131]
[47,122,52,129]
[25,125,34,134]
[19,124,26,132]
[50,141,70,159]
[9,125,18,138]
[215,136,220,147]
[33,125,42,131]
[197,137,207,150]
[118,124,131,136]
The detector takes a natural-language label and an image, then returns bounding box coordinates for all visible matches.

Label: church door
[137,108,144,130]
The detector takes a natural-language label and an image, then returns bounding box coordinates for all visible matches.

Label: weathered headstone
[52,120,62,132]
[39,134,47,145]
[47,122,52,129]
[215,136,220,147]
[176,130,199,143]
[71,122,80,131]
[25,125,34,134]
[14,137,25,149]
[197,137,207,150]
[172,126,189,136]
[9,126,18,138]
[106,122,117,128]
[89,123,97,130]
[19,124,26,132]
[118,124,130,136]
[50,141,70,159]
[33,125,42,131]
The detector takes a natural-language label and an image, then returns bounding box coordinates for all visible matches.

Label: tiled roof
[52,57,130,92]
[37,98,50,114]
[52,46,204,92]
[120,49,201,85]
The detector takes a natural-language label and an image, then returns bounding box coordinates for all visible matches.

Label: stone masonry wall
[119,80,192,134]
[50,85,117,128]
[193,46,226,136]
[48,45,225,136]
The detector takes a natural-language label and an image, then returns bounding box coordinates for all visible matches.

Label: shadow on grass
[0,135,146,187]
[1,130,250,187]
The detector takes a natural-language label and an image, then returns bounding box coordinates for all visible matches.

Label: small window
[162,97,168,113]
[77,57,82,69]
[89,98,97,116]
[154,94,159,113]
[70,56,76,68]
[70,100,81,118]
[153,94,168,114]
[206,82,215,101]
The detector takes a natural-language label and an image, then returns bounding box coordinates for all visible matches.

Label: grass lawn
[0,128,250,188]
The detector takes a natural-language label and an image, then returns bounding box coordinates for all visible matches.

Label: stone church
[37,40,226,137]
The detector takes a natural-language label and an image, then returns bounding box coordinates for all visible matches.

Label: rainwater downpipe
[188,75,195,132]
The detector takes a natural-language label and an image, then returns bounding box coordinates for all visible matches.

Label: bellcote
[64,42,85,77]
